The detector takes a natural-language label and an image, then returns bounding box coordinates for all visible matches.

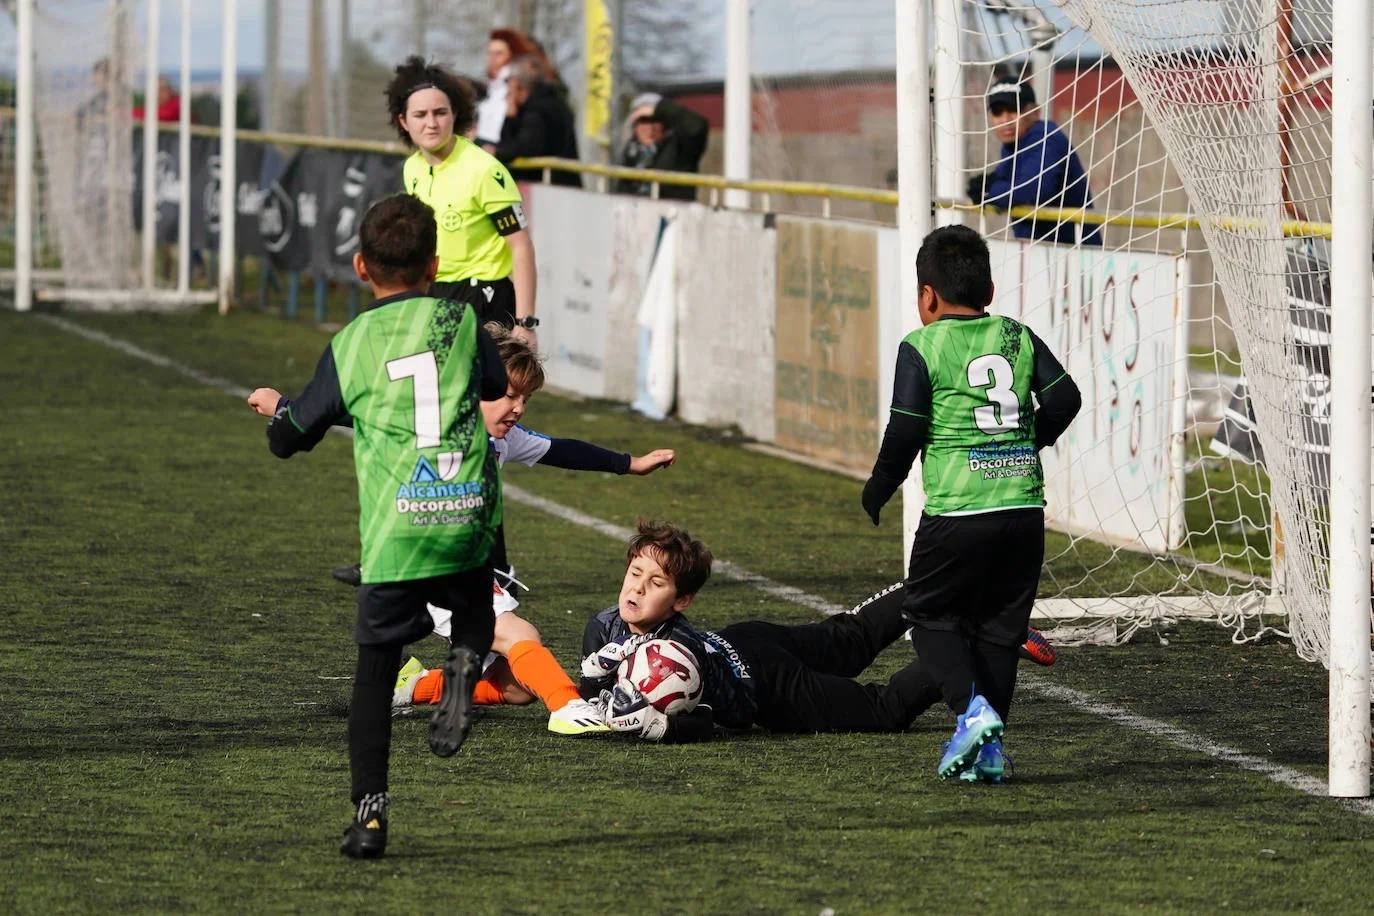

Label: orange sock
[507,640,581,712]
[412,669,506,706]
[472,676,504,705]
[412,669,445,705]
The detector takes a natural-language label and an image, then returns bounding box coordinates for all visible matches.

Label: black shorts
[430,277,516,329]
[356,565,494,650]
[901,508,1045,648]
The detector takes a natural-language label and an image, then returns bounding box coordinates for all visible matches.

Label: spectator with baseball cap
[613,92,710,201]
[966,71,1101,246]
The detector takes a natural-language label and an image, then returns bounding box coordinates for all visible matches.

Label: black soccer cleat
[331,563,363,587]
[340,792,388,859]
[429,646,480,757]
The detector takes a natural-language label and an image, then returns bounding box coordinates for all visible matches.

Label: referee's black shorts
[355,565,494,655]
[430,277,516,329]
[901,507,1045,648]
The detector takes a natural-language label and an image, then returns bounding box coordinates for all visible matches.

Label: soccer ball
[616,639,704,714]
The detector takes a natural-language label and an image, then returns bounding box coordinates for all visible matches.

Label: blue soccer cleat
[938,694,1004,780]
[957,737,1009,784]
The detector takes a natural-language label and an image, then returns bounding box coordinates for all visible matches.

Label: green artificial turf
[2,307,1369,914]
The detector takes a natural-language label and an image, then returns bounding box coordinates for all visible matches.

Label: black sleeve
[661,705,716,743]
[655,99,709,168]
[265,345,348,459]
[538,438,631,474]
[477,325,508,401]
[494,108,550,165]
[1028,330,1082,450]
[863,342,932,511]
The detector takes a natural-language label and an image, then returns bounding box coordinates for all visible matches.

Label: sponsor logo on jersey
[701,630,752,682]
[441,207,462,232]
[966,443,1038,479]
[395,455,485,521]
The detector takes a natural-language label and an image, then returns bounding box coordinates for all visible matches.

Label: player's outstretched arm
[627,448,675,475]
[247,387,283,417]
[255,346,349,459]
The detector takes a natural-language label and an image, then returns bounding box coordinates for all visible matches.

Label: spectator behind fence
[965,73,1101,246]
[493,56,582,188]
[475,28,542,147]
[134,76,181,123]
[613,93,709,201]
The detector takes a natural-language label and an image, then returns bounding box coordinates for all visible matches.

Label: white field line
[41,313,1374,816]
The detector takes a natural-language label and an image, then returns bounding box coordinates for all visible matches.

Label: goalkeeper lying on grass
[385,323,676,735]
[398,518,1054,777]
[580,520,1052,770]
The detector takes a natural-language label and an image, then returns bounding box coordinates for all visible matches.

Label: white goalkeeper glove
[603,685,668,741]
[579,635,650,679]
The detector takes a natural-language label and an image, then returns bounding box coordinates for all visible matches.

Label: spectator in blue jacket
[966,74,1101,246]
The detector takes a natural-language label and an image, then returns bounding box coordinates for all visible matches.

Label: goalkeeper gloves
[603,686,668,741]
[579,635,651,679]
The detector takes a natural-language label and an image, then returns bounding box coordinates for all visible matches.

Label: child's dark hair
[915,224,994,309]
[385,55,478,145]
[358,194,436,288]
[483,321,545,394]
[626,519,713,597]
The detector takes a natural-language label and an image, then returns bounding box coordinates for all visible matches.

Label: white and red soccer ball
[616,639,704,714]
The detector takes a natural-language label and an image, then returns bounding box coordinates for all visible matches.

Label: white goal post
[9,0,237,312]
[894,0,1370,796]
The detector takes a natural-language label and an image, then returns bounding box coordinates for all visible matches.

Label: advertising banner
[774,217,882,472]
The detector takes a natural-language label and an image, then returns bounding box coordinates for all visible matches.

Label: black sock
[885,657,943,725]
[972,640,1020,723]
[350,643,403,804]
[910,623,977,714]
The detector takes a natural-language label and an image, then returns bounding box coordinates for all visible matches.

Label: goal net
[917,0,1350,657]
[5,0,224,310]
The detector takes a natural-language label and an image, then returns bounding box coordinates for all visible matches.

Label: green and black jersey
[866,313,1081,517]
[403,138,526,283]
[265,291,507,583]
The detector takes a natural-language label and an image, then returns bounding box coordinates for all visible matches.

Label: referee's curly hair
[384,55,478,146]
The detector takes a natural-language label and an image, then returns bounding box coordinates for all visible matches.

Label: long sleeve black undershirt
[539,437,632,474]
[266,319,507,458]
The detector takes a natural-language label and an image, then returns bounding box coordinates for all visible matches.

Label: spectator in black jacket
[614,92,709,201]
[492,56,582,188]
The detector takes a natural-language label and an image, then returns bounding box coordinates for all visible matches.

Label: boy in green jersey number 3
[861,225,1082,783]
[248,194,509,859]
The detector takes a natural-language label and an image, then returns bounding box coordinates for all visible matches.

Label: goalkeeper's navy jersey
[580,607,758,730]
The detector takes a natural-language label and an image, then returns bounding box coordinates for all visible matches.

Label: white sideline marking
[40,314,252,398]
[41,313,1374,815]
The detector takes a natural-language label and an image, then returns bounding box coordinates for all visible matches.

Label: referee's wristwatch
[514,315,540,329]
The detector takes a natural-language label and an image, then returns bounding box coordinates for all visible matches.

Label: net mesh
[30,0,141,292]
[924,0,1348,656]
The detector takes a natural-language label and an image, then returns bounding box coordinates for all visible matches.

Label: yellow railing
[0,111,1335,240]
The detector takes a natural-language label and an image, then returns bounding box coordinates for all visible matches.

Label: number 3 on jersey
[967,353,1021,435]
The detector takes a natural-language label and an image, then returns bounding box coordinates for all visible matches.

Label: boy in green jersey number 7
[861,225,1082,783]
[248,194,508,859]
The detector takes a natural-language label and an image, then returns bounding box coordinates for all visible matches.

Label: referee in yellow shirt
[386,57,538,347]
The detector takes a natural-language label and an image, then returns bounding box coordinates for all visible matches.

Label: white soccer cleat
[547,697,611,736]
[391,656,428,711]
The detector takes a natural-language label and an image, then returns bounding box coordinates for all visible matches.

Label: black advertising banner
[1210,240,1334,493]
[134,137,406,280]
[259,147,315,273]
